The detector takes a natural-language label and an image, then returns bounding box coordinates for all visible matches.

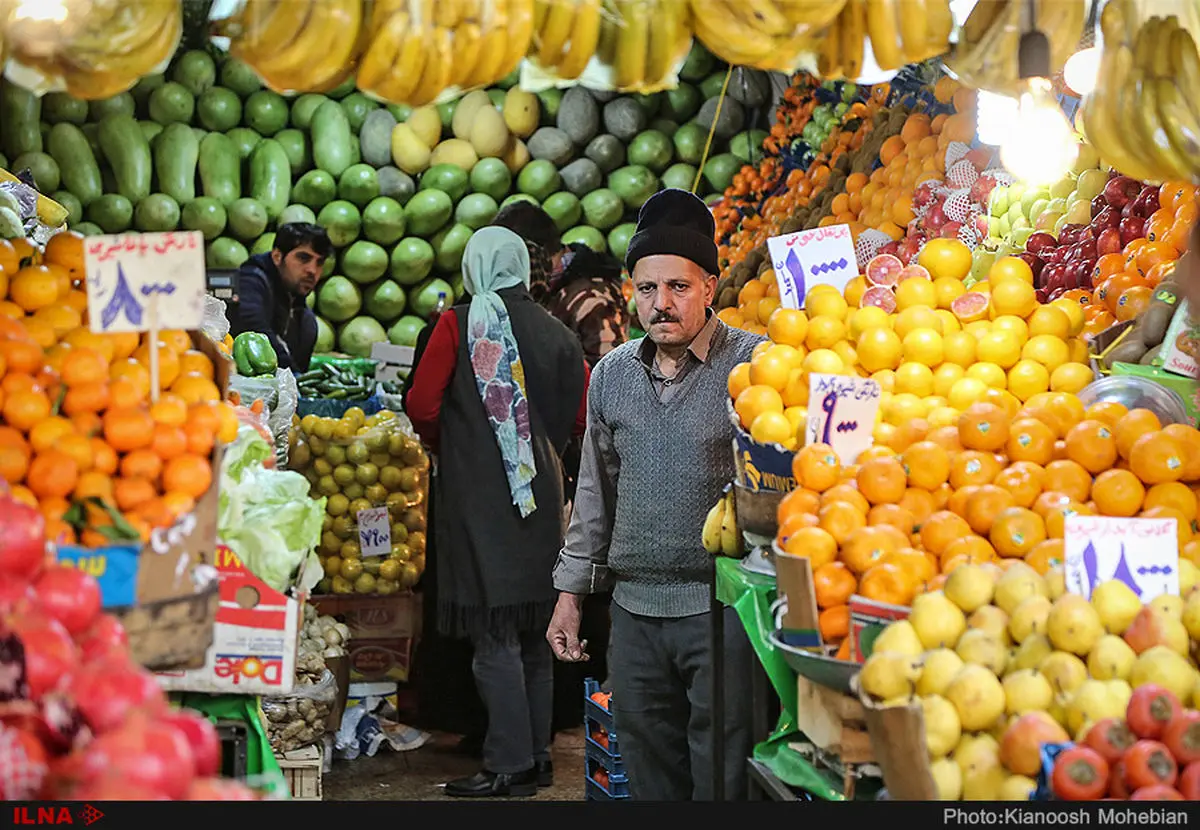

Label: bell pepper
[232,332,278,376]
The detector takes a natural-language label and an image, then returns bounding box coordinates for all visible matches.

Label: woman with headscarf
[406,227,590,799]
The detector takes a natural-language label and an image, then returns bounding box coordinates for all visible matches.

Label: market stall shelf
[278,745,324,801]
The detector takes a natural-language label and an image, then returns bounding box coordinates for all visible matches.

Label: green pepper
[232,332,278,376]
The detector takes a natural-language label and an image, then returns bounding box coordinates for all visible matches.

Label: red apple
[1119,216,1146,246]
[1104,175,1142,208]
[939,221,963,239]
[1097,227,1122,256]
[1026,232,1058,254]
[925,203,947,230]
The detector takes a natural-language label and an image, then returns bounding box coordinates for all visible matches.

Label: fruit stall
[0,0,1199,806]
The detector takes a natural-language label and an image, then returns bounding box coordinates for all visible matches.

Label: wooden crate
[794,675,873,764]
[277,745,323,801]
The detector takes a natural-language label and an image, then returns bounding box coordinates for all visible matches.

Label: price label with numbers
[357,506,392,557]
[765,224,858,311]
[1064,515,1179,602]
[804,373,880,464]
[84,231,205,334]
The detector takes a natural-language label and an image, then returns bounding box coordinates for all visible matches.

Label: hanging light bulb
[975,90,1019,146]
[12,0,67,22]
[1063,46,1102,97]
[999,77,1079,186]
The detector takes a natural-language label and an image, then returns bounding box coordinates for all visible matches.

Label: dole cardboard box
[55,331,233,670]
[312,592,422,683]
[155,544,304,696]
[725,398,797,495]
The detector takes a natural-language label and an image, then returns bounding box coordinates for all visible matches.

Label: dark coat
[228,253,317,372]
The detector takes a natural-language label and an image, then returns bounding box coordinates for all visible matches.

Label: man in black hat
[546,189,764,800]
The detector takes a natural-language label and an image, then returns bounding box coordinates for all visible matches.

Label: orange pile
[775,395,1200,654]
[0,231,239,547]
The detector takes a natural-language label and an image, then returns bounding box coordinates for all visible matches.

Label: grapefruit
[899,264,932,281]
[951,292,990,323]
[918,238,972,280]
[866,253,904,287]
[860,285,897,313]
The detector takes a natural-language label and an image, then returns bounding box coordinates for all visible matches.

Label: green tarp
[171,693,290,798]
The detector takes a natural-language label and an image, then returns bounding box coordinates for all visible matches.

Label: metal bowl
[1076,376,1190,425]
[767,628,859,693]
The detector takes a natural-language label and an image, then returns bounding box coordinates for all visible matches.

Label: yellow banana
[839,0,865,79]
[778,0,845,30]
[377,27,429,104]
[719,491,739,557]
[245,0,326,78]
[462,0,511,88]
[256,0,363,92]
[642,0,684,87]
[357,9,409,92]
[1132,73,1191,181]
[732,0,793,37]
[407,26,453,106]
[232,0,313,62]
[701,496,726,554]
[1171,25,1200,120]
[919,0,953,61]
[865,0,903,70]
[613,0,650,89]
[556,0,603,80]
[1153,78,1200,179]
[368,0,406,31]
[307,1,369,92]
[0,168,69,227]
[62,3,180,81]
[451,21,485,90]
[1080,43,1161,184]
[897,0,926,64]
[958,0,1009,48]
[818,15,843,79]
[498,0,536,80]
[66,0,175,58]
[536,0,576,67]
[595,0,621,65]
[689,0,775,65]
[435,0,465,28]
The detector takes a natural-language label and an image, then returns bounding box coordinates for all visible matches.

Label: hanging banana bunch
[688,0,841,73]
[4,0,182,100]
[1078,1,1200,184]
[944,0,1087,95]
[356,0,534,106]
[529,0,607,82]
[854,0,954,73]
[583,0,693,91]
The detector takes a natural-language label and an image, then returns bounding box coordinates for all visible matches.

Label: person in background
[546,188,763,801]
[227,222,332,373]
[546,242,630,369]
[489,201,568,306]
[406,227,590,798]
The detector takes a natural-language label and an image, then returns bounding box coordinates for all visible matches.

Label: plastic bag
[202,295,231,345]
[271,368,299,465]
[261,669,337,753]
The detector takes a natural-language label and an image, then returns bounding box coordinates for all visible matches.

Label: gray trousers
[608,603,753,801]
[470,628,554,775]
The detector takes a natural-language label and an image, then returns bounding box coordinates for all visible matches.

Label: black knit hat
[624,188,719,277]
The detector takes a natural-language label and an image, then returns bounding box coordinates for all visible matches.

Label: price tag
[765,224,859,311]
[84,231,205,334]
[1064,515,1179,602]
[804,373,880,464]
[357,506,392,557]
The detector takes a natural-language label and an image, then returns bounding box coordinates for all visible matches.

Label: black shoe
[535,760,553,788]
[445,769,538,798]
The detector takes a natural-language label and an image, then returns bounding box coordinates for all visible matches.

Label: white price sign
[804,373,880,464]
[765,224,859,310]
[1064,515,1179,602]
[357,506,392,557]
[84,231,206,334]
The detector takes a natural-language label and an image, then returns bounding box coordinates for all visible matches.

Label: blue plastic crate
[586,756,630,800]
[583,677,614,732]
[585,715,621,757]
[585,733,625,776]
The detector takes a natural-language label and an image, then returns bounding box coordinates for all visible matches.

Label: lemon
[874,422,898,445]
[990,280,1038,318]
[1022,334,1071,372]
[942,331,978,368]
[976,330,1022,369]
[991,315,1030,343]
[903,327,945,366]
[987,388,1023,417]
[804,348,844,375]
[1051,298,1086,336]
[749,350,792,390]
[833,341,857,369]
[782,369,809,407]
[1051,362,1094,394]
[756,296,781,325]
[948,377,990,410]
[894,305,943,339]
[1008,359,1051,402]
[805,287,848,320]
[1068,337,1089,363]
[934,276,967,309]
[971,280,991,294]
[851,305,890,339]
[895,276,939,310]
[871,369,896,393]
[805,315,846,349]
[935,308,963,333]
[751,410,793,444]
[752,340,772,360]
[857,327,904,372]
[925,394,948,409]
[966,362,1007,389]
[928,405,961,427]
[1027,306,1071,340]
[887,392,928,425]
[895,362,936,397]
[934,363,966,397]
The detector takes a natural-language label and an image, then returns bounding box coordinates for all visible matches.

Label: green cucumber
[0,81,42,158]
[248,138,291,222]
[47,123,103,207]
[198,132,241,207]
[310,100,352,178]
[154,123,200,206]
[97,114,152,203]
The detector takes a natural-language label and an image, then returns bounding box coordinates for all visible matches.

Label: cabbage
[218,425,326,594]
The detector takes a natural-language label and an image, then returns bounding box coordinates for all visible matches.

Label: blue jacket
[227,253,317,372]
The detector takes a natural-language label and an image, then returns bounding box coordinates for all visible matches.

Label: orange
[792,443,841,492]
[777,513,819,548]
[900,440,950,490]
[1144,481,1199,520]
[0,238,18,274]
[60,347,108,387]
[734,384,784,430]
[878,547,936,585]
[782,526,838,566]
[898,487,936,525]
[993,465,1042,508]
[103,407,155,452]
[728,363,752,400]
[948,484,980,518]
[149,394,189,427]
[989,506,1047,557]
[1064,419,1118,474]
[107,377,146,410]
[777,487,821,527]
[132,341,181,390]
[821,483,869,514]
[861,445,899,463]
[1140,505,1193,547]
[1025,539,1065,575]
[161,491,196,520]
[162,453,212,499]
[182,420,215,457]
[177,350,215,380]
[1129,432,1186,485]
[949,450,1003,489]
[940,536,996,571]
[958,402,1009,451]
[841,525,904,575]
[858,563,916,606]
[27,451,79,499]
[0,339,45,375]
[1114,408,1163,459]
[90,438,118,475]
[1162,423,1200,480]
[1044,500,1095,538]
[150,423,189,460]
[43,230,84,274]
[28,416,75,454]
[0,443,29,484]
[61,382,111,416]
[1182,538,1200,567]
[818,500,867,545]
[9,265,60,312]
[964,484,1018,535]
[1042,459,1092,503]
[920,510,972,555]
[73,470,114,502]
[170,373,221,405]
[1091,469,1146,517]
[157,330,193,354]
[856,457,907,505]
[867,503,917,535]
[818,605,851,642]
[114,476,157,512]
[1033,490,1074,519]
[120,449,163,482]
[3,389,50,432]
[58,433,94,473]
[813,562,857,609]
[927,425,964,453]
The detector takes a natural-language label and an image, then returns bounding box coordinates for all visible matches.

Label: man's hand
[547,592,589,662]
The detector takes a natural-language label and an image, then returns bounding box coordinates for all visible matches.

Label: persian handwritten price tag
[1063,515,1179,602]
[84,231,205,334]
[804,373,880,464]
[357,506,392,557]
[765,224,858,310]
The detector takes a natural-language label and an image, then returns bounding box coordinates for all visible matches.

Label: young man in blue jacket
[228,223,333,373]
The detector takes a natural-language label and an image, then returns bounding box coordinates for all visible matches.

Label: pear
[1066,679,1125,736]
[1181,560,1199,596]
[956,629,1009,675]
[968,605,1012,646]
[945,664,1006,731]
[944,564,996,613]
[1090,580,1142,635]
[1182,589,1200,642]
[999,775,1037,801]
[1002,669,1054,715]
[921,694,963,759]
[1130,645,1198,704]
[1038,650,1089,696]
[1047,594,1104,656]
[1043,567,1066,600]
[1008,595,1053,644]
[930,757,963,800]
[872,620,925,657]
[993,563,1047,615]
[1151,593,1185,621]
[962,761,1008,800]
[917,648,967,697]
[1011,633,1054,672]
[859,651,922,700]
[1124,606,1190,656]
[1086,634,1136,681]
[910,592,967,649]
[1105,679,1133,714]
[954,732,1001,776]
[999,711,1069,775]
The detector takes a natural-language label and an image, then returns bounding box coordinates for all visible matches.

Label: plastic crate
[586,755,630,800]
[214,719,250,780]
[583,677,614,731]
[585,732,625,775]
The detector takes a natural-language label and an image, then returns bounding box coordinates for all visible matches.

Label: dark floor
[323,728,587,801]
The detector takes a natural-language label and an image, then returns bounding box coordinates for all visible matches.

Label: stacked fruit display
[0,231,239,547]
[858,566,1200,801]
[0,495,261,800]
[289,409,429,596]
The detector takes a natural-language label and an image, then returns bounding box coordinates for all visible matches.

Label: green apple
[1054,213,1069,235]
[987,215,1002,239]
[1072,143,1101,175]
[1065,198,1092,224]
[1035,210,1063,232]
[1075,168,1107,203]
[1021,186,1049,217]
[1012,227,1034,248]
[971,248,997,282]
[1046,196,1067,214]
[989,186,1010,218]
[995,214,1012,239]
[1027,198,1050,225]
[1007,181,1027,207]
[1011,215,1031,233]
[1049,176,1076,200]
[1006,202,1025,227]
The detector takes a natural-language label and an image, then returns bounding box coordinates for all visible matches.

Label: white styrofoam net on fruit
[947,159,980,190]
[944,189,975,223]
[957,220,982,249]
[982,167,1015,188]
[855,229,894,271]
[943,140,972,170]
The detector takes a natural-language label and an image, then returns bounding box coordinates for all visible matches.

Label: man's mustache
[650,312,678,324]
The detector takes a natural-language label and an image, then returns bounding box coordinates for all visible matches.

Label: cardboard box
[848,594,911,664]
[853,674,935,800]
[1160,300,1200,379]
[727,400,796,494]
[154,544,303,695]
[312,592,421,683]
[371,342,415,384]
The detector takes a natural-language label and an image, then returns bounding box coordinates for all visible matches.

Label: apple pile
[1020,172,1155,305]
[1051,684,1200,801]
[0,491,261,801]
